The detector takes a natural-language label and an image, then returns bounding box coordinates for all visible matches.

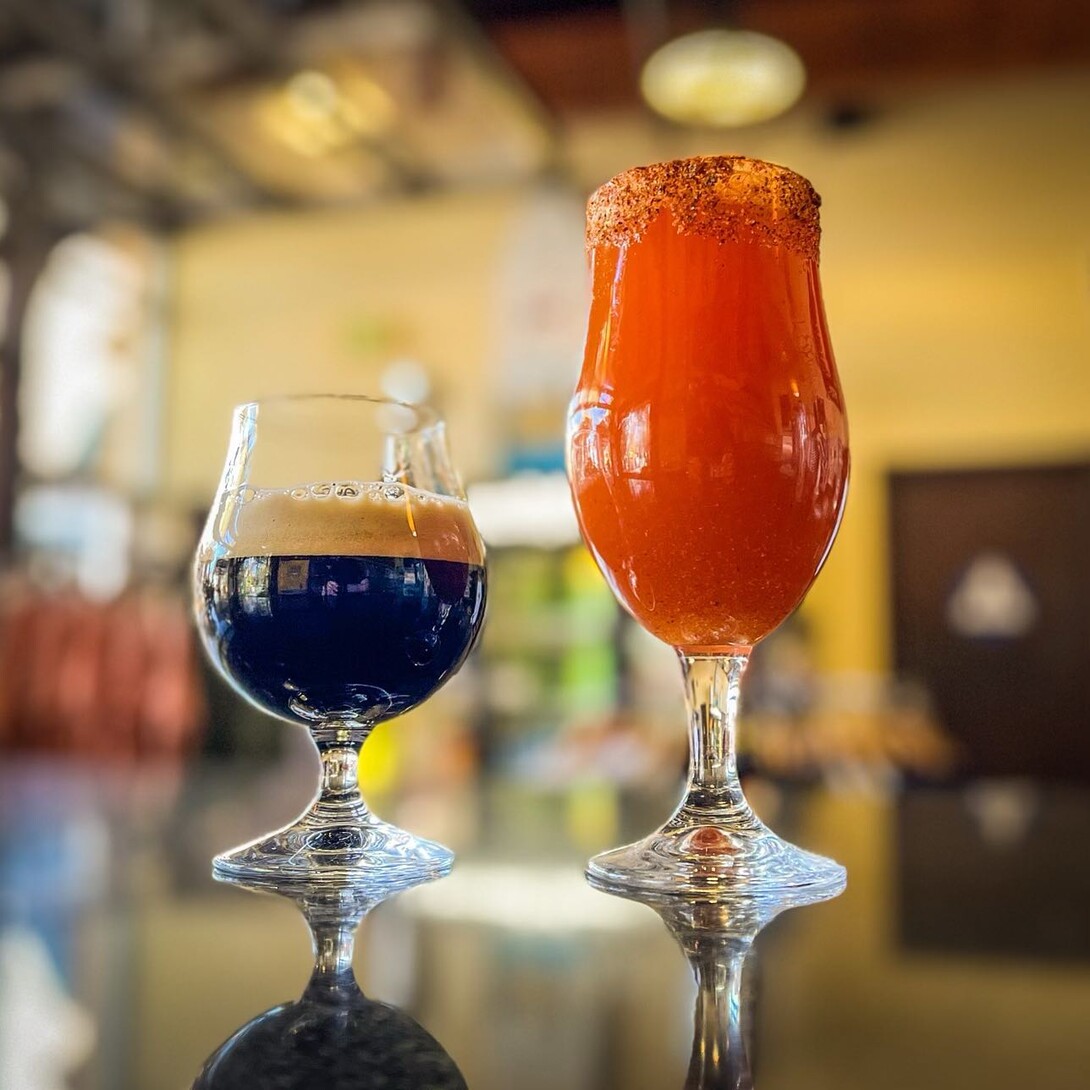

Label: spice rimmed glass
[567,156,849,894]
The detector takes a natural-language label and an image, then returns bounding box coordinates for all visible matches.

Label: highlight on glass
[567,156,849,894]
[194,395,487,885]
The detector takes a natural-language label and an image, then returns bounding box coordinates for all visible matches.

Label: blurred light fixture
[286,70,340,122]
[640,28,806,127]
[259,66,396,158]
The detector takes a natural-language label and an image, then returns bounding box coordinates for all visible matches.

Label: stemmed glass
[567,156,849,894]
[194,395,486,885]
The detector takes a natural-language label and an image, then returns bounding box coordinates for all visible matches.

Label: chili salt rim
[586,155,821,261]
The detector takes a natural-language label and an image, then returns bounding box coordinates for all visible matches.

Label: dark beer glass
[194,396,486,884]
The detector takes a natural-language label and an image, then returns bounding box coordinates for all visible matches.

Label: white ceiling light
[641,28,806,128]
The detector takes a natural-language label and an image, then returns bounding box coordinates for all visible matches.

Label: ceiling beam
[6,0,294,209]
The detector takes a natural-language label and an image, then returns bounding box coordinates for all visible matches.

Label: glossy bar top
[2,760,1088,1090]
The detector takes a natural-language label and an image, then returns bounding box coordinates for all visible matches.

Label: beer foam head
[216,483,484,564]
[586,155,821,260]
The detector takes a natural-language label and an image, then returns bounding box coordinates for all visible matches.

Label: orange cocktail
[568,156,849,895]
[568,156,848,652]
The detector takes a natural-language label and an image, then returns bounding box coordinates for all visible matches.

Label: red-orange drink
[567,156,848,652]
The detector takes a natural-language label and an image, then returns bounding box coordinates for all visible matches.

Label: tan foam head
[217,483,484,564]
[586,155,821,260]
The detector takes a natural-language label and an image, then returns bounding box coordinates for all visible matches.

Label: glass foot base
[213,810,453,889]
[587,822,846,897]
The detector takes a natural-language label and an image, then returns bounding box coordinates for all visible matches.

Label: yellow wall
[165,187,526,499]
[167,69,1090,674]
[793,72,1090,673]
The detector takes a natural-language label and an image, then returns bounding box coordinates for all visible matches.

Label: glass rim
[586,154,821,261]
[232,394,443,436]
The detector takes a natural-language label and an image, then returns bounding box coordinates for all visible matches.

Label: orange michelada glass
[568,156,848,895]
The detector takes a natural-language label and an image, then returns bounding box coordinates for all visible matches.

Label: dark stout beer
[196,484,486,725]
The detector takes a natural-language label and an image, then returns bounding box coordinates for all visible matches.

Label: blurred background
[0,1,1088,1088]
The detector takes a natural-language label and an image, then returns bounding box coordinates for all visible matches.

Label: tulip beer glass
[568,157,849,894]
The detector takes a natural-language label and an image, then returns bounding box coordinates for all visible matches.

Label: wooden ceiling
[0,0,1086,229]
[479,0,1090,112]
[0,1,557,226]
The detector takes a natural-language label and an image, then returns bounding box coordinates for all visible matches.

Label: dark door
[890,463,1090,782]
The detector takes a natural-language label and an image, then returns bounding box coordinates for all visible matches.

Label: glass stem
[312,724,372,820]
[303,899,367,1003]
[676,653,761,828]
[311,915,358,985]
[685,939,753,1090]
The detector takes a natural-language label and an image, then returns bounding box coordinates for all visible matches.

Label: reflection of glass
[568,157,849,894]
[193,871,466,1089]
[589,876,843,1088]
[194,396,487,885]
